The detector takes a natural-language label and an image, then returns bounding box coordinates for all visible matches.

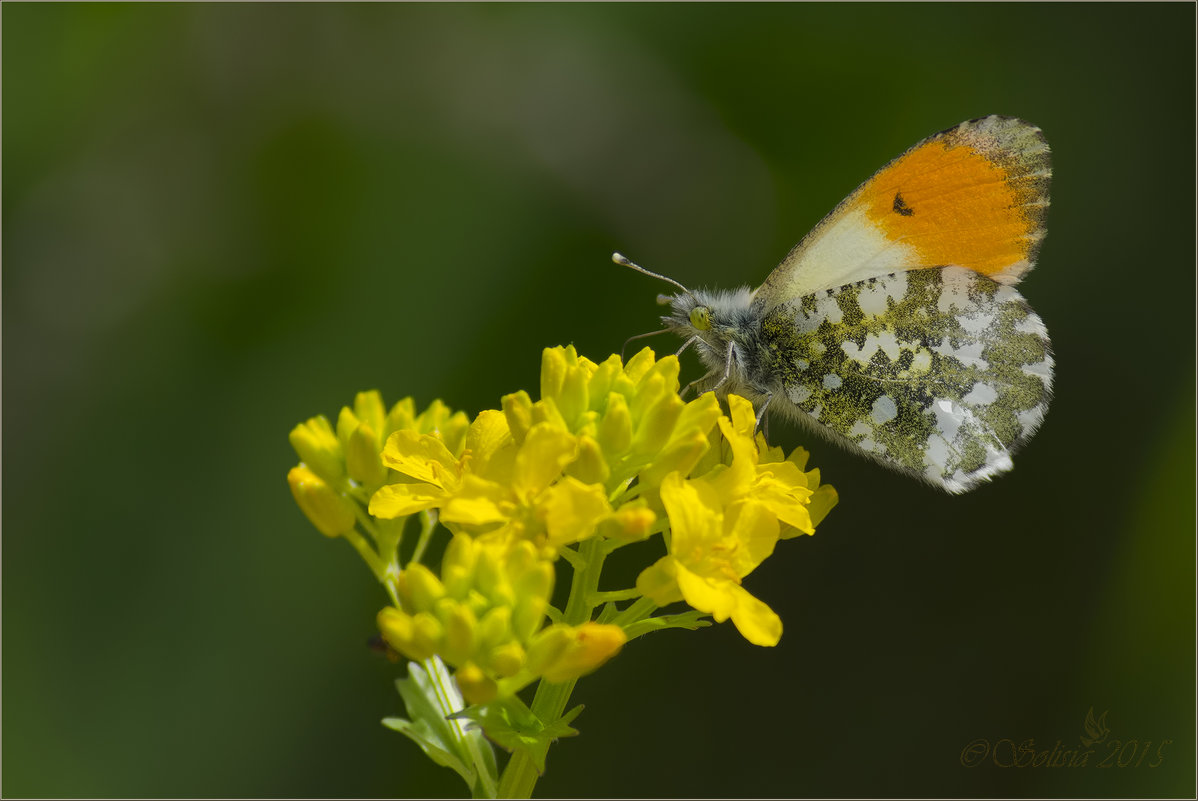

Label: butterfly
[617,115,1053,494]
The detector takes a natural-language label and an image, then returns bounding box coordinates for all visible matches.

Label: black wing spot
[893,192,914,216]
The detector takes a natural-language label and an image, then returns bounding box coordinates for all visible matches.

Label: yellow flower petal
[726,394,758,438]
[660,472,718,555]
[725,500,780,573]
[465,408,511,462]
[674,561,738,621]
[807,484,839,528]
[442,474,510,527]
[538,476,612,549]
[381,429,459,489]
[368,481,447,519]
[635,555,682,606]
[727,583,782,647]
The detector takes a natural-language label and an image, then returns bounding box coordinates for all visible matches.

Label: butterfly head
[661,287,754,345]
[613,252,762,393]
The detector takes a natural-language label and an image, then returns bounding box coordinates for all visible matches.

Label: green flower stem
[343,529,387,581]
[341,523,401,607]
[497,537,606,798]
[563,536,607,626]
[590,588,641,605]
[408,509,438,567]
[610,595,657,629]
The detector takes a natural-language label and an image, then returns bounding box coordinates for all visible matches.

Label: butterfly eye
[689,305,712,331]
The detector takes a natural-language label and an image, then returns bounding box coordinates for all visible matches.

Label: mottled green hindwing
[761,266,1053,493]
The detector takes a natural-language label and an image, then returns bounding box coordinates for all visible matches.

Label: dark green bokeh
[4,3,1193,797]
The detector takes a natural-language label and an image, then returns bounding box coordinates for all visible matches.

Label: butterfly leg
[681,370,720,399]
[754,391,773,433]
[674,336,699,358]
[684,341,737,399]
[718,340,735,389]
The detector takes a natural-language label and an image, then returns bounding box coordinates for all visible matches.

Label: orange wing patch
[861,117,1050,284]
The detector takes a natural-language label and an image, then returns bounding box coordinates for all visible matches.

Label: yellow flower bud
[489,641,525,678]
[288,416,344,482]
[524,624,572,677]
[441,534,478,599]
[584,355,622,409]
[287,465,356,537]
[336,406,361,444]
[352,390,386,438]
[411,612,444,659]
[511,557,554,639]
[599,501,657,542]
[472,543,504,602]
[621,347,658,382]
[529,397,569,432]
[464,588,491,618]
[378,606,436,662]
[630,390,683,457]
[346,423,388,486]
[442,602,477,665]
[501,390,533,445]
[539,623,627,683]
[455,662,498,705]
[413,400,471,457]
[539,347,570,408]
[512,595,548,643]
[398,563,445,612]
[637,428,711,487]
[565,435,610,485]
[596,393,633,457]
[476,606,513,652]
[546,349,590,429]
[385,397,417,435]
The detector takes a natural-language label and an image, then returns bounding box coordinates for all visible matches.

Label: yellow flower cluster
[377,534,625,704]
[288,346,836,706]
[287,392,469,537]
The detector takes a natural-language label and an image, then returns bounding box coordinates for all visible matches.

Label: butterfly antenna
[612,252,691,295]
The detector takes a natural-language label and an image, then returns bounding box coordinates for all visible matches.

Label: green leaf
[623,610,711,641]
[454,695,584,774]
[382,659,499,797]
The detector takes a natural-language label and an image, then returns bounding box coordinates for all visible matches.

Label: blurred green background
[4,3,1194,798]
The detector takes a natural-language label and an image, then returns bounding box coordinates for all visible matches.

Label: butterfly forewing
[761,266,1053,493]
[755,116,1052,306]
